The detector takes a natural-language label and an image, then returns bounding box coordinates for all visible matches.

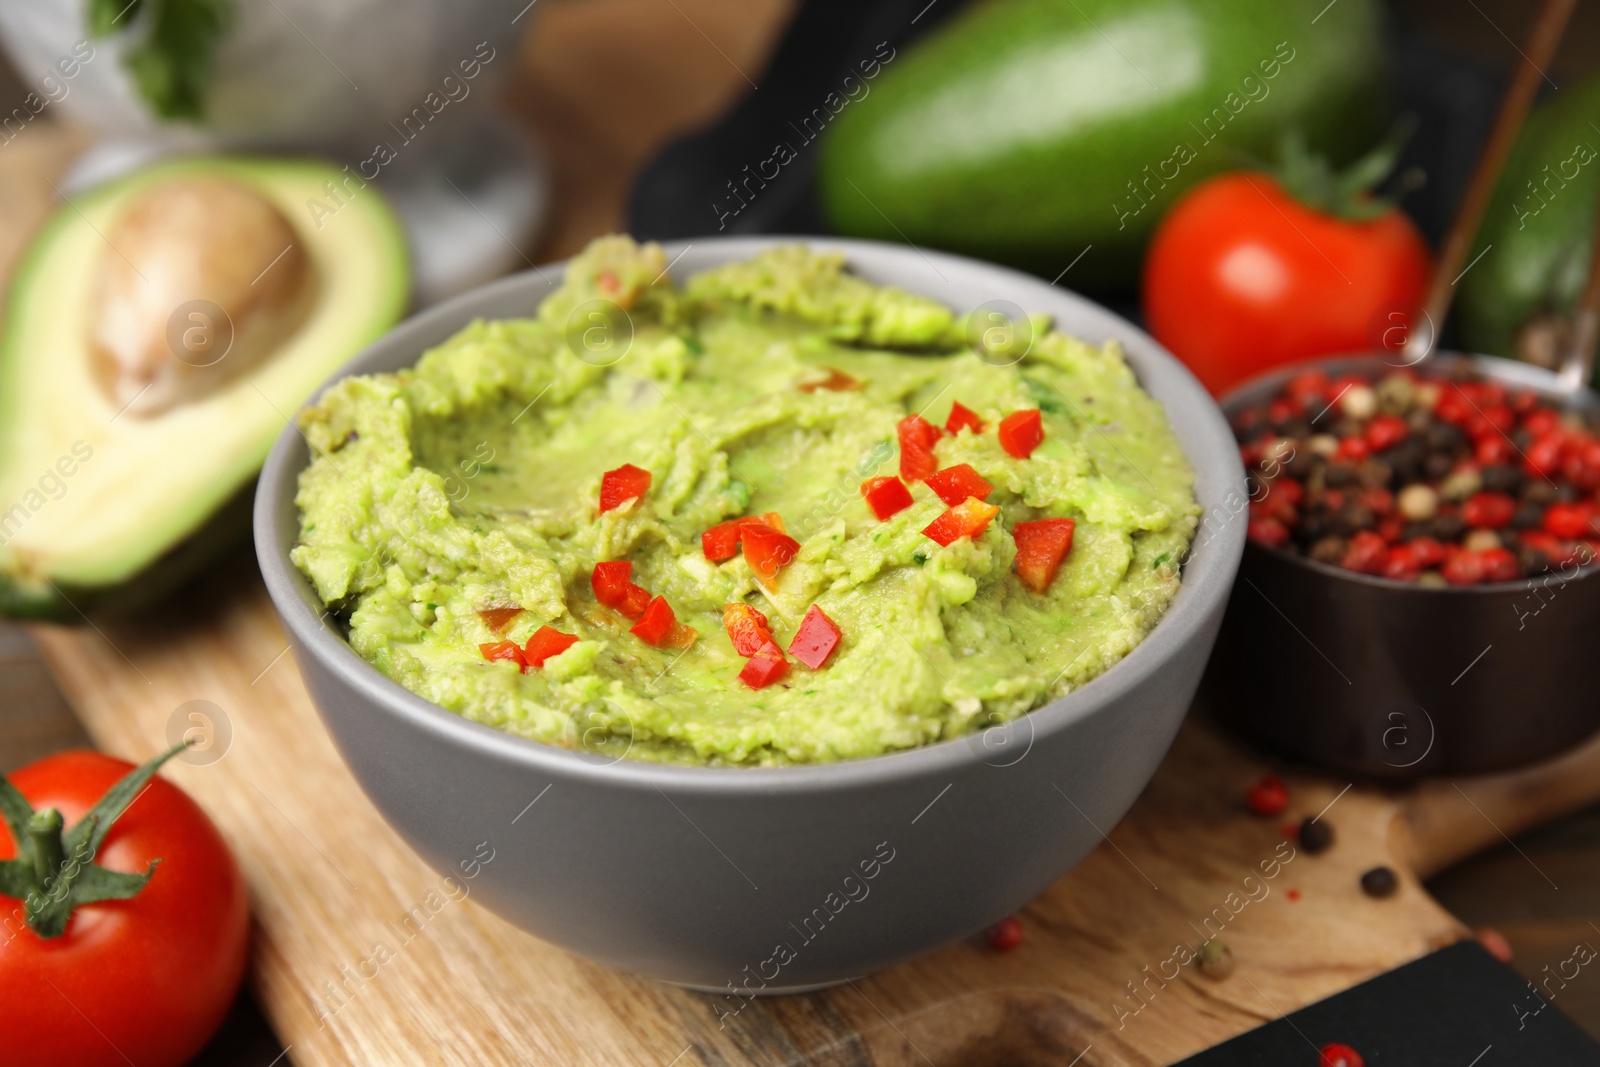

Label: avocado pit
[90,175,316,417]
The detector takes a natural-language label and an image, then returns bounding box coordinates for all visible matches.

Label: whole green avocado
[817,0,1386,289]
[1457,76,1600,369]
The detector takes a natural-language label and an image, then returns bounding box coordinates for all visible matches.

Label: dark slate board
[1176,941,1600,1065]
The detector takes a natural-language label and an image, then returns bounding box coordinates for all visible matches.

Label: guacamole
[291,237,1198,766]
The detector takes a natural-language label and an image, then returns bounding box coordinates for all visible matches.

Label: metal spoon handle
[1557,181,1600,395]
[1402,0,1576,365]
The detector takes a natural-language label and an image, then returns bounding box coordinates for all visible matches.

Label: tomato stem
[0,744,187,939]
[27,808,65,888]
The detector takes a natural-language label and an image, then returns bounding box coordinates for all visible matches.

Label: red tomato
[0,750,248,1067]
[1143,172,1432,396]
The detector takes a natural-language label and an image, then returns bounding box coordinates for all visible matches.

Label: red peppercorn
[1382,545,1420,581]
[1273,477,1305,508]
[1434,389,1472,425]
[1362,486,1394,515]
[987,915,1023,951]
[1335,435,1371,462]
[1364,414,1408,452]
[1525,431,1566,478]
[1441,550,1488,586]
[1482,547,1520,583]
[1377,515,1405,543]
[1523,407,1560,437]
[1267,397,1298,424]
[1341,530,1388,575]
[1246,774,1289,816]
[1467,404,1513,441]
[1248,517,1289,549]
[1408,537,1448,568]
[1319,1043,1364,1067]
[1512,389,1540,414]
[1475,435,1514,467]
[1286,370,1329,406]
[1544,502,1597,540]
[1461,491,1515,530]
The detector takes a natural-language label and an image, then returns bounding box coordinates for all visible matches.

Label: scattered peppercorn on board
[27,557,1600,1067]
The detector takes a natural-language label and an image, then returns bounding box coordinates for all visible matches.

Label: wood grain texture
[29,554,1600,1067]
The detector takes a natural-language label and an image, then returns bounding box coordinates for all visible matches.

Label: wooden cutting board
[28,544,1600,1067]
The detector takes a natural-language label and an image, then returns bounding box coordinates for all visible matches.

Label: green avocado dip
[290,237,1199,766]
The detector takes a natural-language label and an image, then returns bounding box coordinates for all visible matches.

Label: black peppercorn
[1298,817,1334,854]
[1360,866,1398,898]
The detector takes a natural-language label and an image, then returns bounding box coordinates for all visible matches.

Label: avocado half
[0,157,408,619]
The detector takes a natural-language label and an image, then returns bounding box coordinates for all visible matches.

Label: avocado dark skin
[817,0,1386,291]
[1457,74,1600,370]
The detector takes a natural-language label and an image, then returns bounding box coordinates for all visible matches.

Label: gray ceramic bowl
[255,237,1245,990]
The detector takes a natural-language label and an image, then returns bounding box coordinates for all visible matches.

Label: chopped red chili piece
[997,409,1043,458]
[923,497,1001,547]
[742,521,801,582]
[723,603,778,657]
[479,641,526,670]
[524,626,580,668]
[796,367,861,392]
[897,413,942,482]
[741,511,787,535]
[630,596,696,648]
[738,648,789,689]
[599,464,652,513]
[925,464,994,508]
[1012,518,1075,592]
[701,519,744,561]
[591,560,652,619]
[946,400,985,436]
[477,606,524,633]
[860,476,914,521]
[787,604,842,670]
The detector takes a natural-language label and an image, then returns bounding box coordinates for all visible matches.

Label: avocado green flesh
[1457,75,1600,367]
[0,157,409,618]
[291,238,1198,767]
[818,0,1384,288]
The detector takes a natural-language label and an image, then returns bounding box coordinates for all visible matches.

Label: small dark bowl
[1205,353,1600,779]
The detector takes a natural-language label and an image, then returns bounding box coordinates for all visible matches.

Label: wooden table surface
[2,0,1599,1062]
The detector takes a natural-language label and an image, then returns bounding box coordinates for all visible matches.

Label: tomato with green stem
[0,746,249,1067]
[1143,133,1432,396]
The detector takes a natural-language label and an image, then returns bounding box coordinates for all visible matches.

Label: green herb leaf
[88,0,234,120]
